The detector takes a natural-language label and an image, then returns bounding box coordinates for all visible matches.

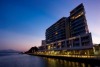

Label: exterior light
[85,52,86,54]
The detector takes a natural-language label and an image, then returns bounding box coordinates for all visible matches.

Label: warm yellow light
[85,52,86,54]
[73,12,83,20]
[71,16,75,19]
[55,32,58,35]
[48,45,51,50]
[58,42,61,45]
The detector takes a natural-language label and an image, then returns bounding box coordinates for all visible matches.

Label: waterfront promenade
[28,53,100,66]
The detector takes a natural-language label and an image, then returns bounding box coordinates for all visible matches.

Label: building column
[71,40,73,47]
[79,36,82,47]
[55,41,58,49]
[65,40,67,48]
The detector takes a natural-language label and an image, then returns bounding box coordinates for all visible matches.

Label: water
[0,53,99,67]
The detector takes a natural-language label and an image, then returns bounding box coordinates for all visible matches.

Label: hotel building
[38,3,93,55]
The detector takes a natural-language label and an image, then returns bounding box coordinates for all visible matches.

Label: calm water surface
[0,53,99,67]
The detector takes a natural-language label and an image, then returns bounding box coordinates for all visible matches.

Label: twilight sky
[0,0,100,51]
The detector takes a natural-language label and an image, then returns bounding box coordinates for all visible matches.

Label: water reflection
[0,54,99,67]
[43,57,93,67]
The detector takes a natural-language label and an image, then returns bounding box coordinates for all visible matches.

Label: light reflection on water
[0,54,99,67]
[43,57,91,67]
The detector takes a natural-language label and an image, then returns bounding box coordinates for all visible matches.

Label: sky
[0,0,100,51]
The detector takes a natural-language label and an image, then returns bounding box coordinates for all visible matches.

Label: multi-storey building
[66,3,93,50]
[42,40,46,46]
[38,3,93,55]
[46,17,70,44]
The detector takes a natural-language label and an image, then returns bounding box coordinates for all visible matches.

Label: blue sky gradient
[0,0,100,51]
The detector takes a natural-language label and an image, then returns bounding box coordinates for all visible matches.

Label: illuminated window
[71,16,75,20]
[72,12,84,20]
[55,32,58,35]
[48,45,51,50]
[58,42,61,46]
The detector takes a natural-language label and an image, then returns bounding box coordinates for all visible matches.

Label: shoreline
[28,54,100,66]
